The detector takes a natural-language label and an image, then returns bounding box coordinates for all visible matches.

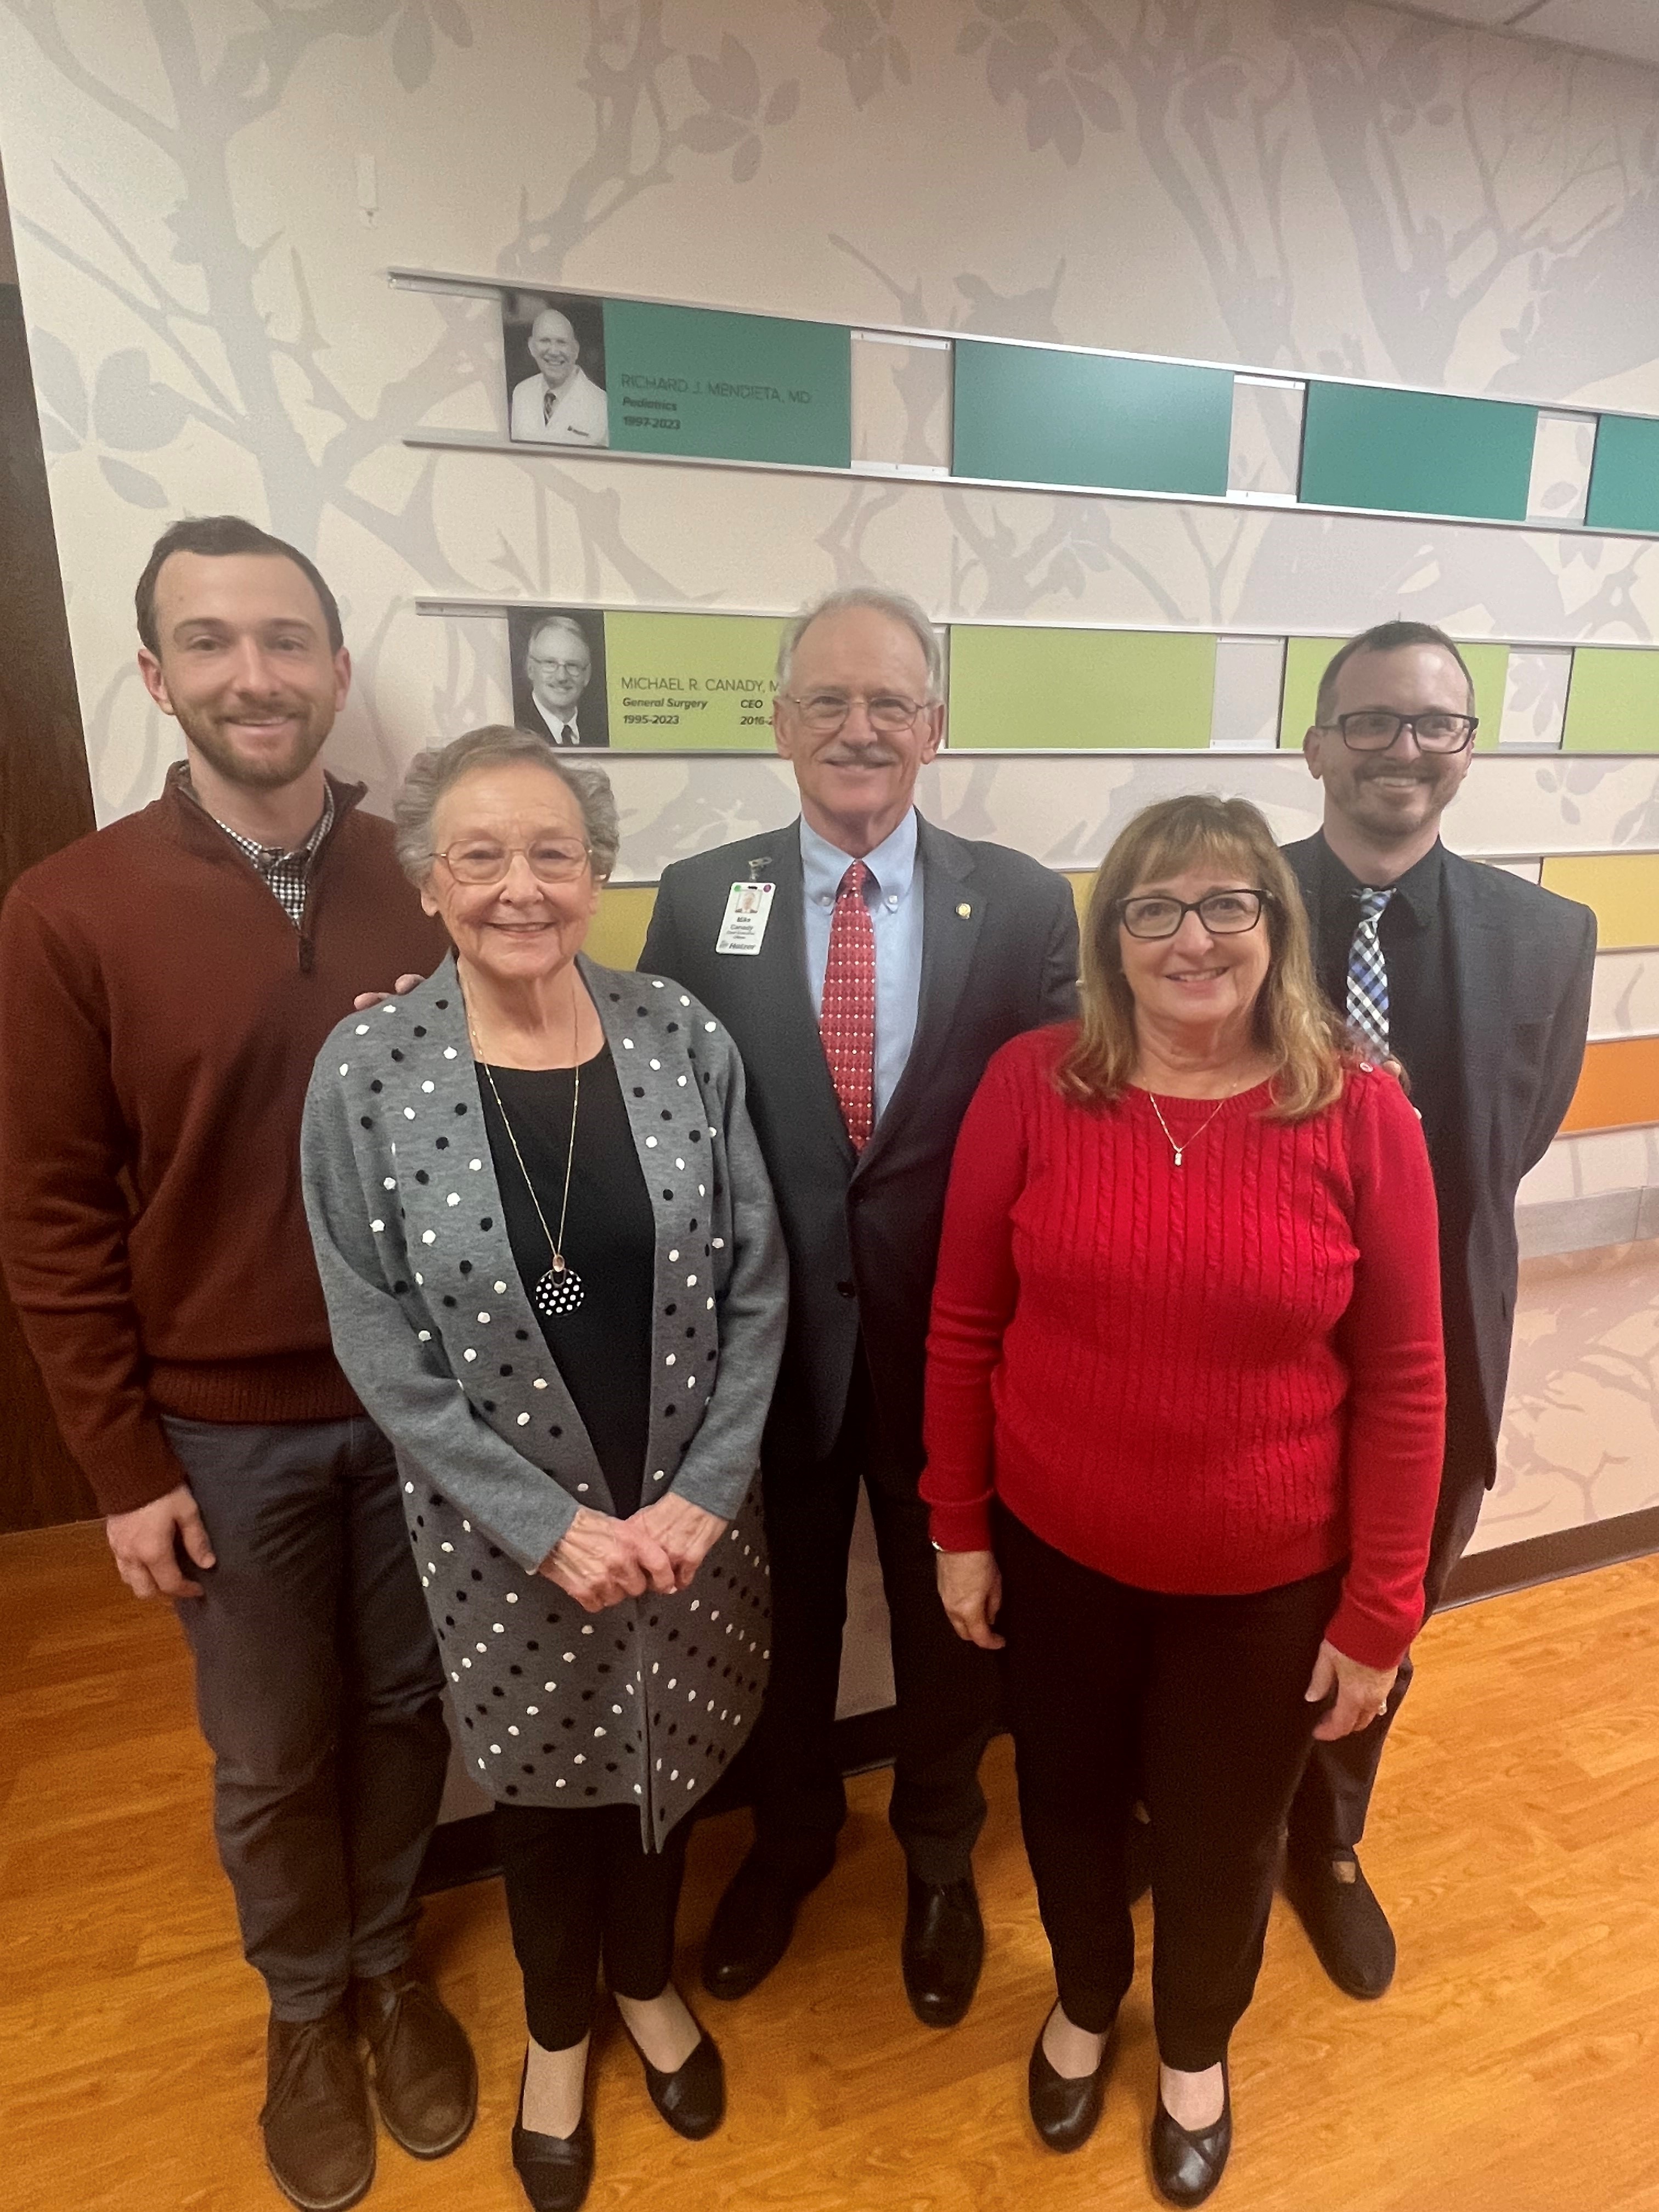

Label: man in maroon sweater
[0,517,474,2212]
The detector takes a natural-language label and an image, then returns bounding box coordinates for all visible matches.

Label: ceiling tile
[1517,0,1659,66]
[1405,0,1537,24]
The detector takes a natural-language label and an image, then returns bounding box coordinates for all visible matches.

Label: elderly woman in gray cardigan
[301,726,786,2212]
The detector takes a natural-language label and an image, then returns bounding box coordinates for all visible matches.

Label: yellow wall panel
[1541,854,1659,950]
[586,884,657,972]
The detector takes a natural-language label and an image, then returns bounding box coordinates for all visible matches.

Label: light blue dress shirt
[800,811,924,1125]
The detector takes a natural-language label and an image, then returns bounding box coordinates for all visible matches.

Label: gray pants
[162,1415,449,2021]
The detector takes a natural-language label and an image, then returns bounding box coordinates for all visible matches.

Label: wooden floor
[4,1528,1659,2212]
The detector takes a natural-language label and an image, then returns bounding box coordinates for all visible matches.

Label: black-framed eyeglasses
[782,690,933,736]
[1116,889,1272,940]
[431,838,592,885]
[1322,710,1478,754]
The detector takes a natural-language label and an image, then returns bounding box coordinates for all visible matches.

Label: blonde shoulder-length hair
[1057,794,1348,1122]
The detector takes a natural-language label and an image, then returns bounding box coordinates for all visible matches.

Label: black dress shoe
[510,2058,594,2212]
[901,1873,984,2028]
[1150,2062,1232,2207]
[701,1850,829,2000]
[1284,1846,1397,1998]
[1027,2007,1114,2152]
[617,2006,726,2140]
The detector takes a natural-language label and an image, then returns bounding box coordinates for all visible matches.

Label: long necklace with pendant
[1146,1084,1238,1169]
[466,986,585,1318]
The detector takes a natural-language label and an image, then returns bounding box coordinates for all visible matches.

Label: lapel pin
[956,901,972,919]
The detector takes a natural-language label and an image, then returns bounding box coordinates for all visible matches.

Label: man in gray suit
[1281,618,1594,1998]
[641,587,1078,2025]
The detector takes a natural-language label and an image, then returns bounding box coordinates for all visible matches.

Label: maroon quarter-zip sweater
[0,764,448,1514]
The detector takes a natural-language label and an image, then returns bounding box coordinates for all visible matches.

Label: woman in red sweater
[922,795,1443,2206]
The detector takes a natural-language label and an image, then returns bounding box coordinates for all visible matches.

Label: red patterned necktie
[820,860,876,1150]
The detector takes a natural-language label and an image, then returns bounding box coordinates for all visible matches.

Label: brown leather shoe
[353,1968,478,2159]
[261,2008,375,2212]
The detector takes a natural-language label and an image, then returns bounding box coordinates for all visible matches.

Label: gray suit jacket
[641,815,1079,1473]
[301,954,787,1843]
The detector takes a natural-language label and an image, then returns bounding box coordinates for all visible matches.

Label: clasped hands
[538,1494,727,1612]
[934,1549,1398,1739]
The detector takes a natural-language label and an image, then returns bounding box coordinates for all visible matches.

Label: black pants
[997,1504,1343,2072]
[1289,1448,1487,1857]
[495,1803,690,2051]
[742,1349,1001,1888]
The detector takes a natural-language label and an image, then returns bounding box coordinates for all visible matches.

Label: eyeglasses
[782,690,933,736]
[1323,710,1478,754]
[1116,889,1271,940]
[432,839,591,885]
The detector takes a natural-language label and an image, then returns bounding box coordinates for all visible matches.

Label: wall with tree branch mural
[1,0,1655,1571]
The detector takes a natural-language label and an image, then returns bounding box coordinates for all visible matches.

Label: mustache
[822,746,900,766]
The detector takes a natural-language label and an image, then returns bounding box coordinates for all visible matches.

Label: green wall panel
[603,301,851,467]
[951,341,1233,496]
[1562,649,1659,753]
[948,627,1217,750]
[1299,384,1537,522]
[603,612,785,750]
[1278,636,1506,751]
[1584,414,1659,535]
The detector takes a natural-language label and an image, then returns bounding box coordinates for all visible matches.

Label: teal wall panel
[603,300,851,467]
[1584,414,1659,535]
[951,341,1233,496]
[1299,383,1537,521]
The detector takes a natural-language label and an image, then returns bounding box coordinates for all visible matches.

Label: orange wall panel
[1559,1036,1659,1135]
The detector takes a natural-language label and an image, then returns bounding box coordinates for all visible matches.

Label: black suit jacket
[640,815,1079,1476]
[1283,835,1595,1481]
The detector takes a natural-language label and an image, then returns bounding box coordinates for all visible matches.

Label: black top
[476,1043,654,1517]
[1306,834,1484,1463]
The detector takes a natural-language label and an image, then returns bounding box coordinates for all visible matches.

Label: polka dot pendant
[534,1259,585,1319]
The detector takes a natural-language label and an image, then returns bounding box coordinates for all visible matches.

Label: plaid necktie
[820,861,876,1149]
[1346,887,1394,1056]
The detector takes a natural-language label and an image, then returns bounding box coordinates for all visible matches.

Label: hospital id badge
[716,880,775,955]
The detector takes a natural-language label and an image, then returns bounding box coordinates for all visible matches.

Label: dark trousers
[743,1350,1000,1888]
[1289,1448,1487,1857]
[495,1803,690,2050]
[996,1504,1343,2072]
[163,1414,450,2022]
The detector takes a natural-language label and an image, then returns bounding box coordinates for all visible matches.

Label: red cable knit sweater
[921,1025,1446,1669]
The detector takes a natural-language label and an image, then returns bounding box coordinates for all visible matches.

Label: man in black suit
[640,585,1077,2024]
[1281,619,1595,1998]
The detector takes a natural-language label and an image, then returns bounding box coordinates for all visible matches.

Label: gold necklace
[463,984,584,1318]
[1144,1084,1239,1170]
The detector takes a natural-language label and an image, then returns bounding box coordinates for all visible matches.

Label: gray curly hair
[393,724,620,885]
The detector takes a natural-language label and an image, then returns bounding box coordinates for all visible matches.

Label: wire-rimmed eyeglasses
[430,839,592,885]
[781,690,933,736]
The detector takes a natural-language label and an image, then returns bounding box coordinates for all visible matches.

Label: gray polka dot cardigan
[301,952,788,1846]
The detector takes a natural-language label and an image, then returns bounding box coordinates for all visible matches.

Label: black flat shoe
[1284,1845,1397,1999]
[617,2007,726,2141]
[1150,2062,1232,2207]
[901,1874,984,2028]
[1027,2007,1114,2152]
[701,1851,829,2000]
[510,2057,594,2212]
